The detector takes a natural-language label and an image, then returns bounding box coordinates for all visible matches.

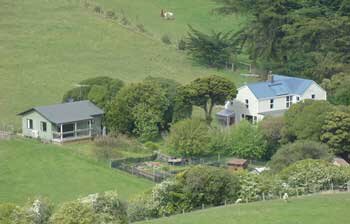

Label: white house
[216,74,327,126]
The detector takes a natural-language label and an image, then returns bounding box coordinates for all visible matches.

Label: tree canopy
[321,110,350,159]
[214,0,350,81]
[185,75,236,124]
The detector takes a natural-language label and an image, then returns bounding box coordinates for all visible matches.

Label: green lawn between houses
[138,193,350,224]
[0,0,249,128]
[0,138,153,204]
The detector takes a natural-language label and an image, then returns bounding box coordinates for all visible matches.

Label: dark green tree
[269,140,332,172]
[321,111,350,159]
[186,26,238,68]
[186,75,236,124]
[281,100,335,142]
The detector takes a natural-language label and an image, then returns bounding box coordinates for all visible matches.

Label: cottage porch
[52,120,97,143]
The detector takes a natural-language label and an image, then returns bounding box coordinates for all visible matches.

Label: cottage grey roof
[246,75,314,99]
[258,109,288,117]
[18,100,104,124]
[216,109,234,117]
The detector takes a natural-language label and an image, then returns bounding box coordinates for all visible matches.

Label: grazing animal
[160,9,174,20]
[282,193,289,202]
[235,198,242,204]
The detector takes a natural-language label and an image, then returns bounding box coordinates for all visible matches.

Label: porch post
[89,120,92,137]
[60,124,63,142]
[74,122,77,137]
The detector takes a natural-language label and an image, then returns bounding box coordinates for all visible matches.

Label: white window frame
[270,99,274,109]
[41,121,47,132]
[27,119,33,129]
[286,96,293,108]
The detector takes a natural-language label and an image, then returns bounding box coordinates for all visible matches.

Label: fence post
[331,182,334,192]
[347,182,350,192]
[224,200,227,206]
[202,204,205,210]
[262,192,265,201]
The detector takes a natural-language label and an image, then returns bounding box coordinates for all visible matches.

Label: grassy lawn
[0,0,249,127]
[0,138,153,204]
[138,193,350,224]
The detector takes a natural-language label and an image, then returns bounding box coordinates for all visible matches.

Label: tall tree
[186,75,236,124]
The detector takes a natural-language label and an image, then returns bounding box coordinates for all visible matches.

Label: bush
[144,141,159,151]
[106,10,115,19]
[136,24,146,33]
[121,16,130,25]
[279,159,350,194]
[161,34,172,45]
[269,140,332,171]
[94,6,102,14]
[178,38,186,50]
[167,119,210,157]
[51,191,127,224]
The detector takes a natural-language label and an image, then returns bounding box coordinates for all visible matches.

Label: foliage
[258,116,285,160]
[322,73,350,105]
[186,26,238,68]
[62,76,124,109]
[167,119,210,157]
[0,198,53,224]
[106,80,169,141]
[186,75,237,123]
[321,111,350,158]
[177,38,186,50]
[177,166,240,207]
[161,34,172,45]
[227,121,267,160]
[282,100,334,142]
[269,140,332,172]
[279,159,350,194]
[207,127,231,154]
[214,0,350,81]
[144,77,192,129]
[50,191,127,224]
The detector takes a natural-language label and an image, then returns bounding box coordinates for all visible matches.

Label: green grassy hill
[0,138,153,204]
[0,0,247,127]
[138,193,350,224]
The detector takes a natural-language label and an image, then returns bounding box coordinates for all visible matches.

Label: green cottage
[18,100,104,143]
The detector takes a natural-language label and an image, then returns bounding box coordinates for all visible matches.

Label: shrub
[106,10,115,19]
[161,34,172,45]
[121,16,130,25]
[94,6,102,14]
[136,24,146,33]
[178,38,186,50]
[279,159,350,194]
[167,118,210,157]
[144,141,159,151]
[269,140,332,171]
[51,191,127,224]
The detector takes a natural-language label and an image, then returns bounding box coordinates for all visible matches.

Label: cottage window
[297,97,300,101]
[27,119,33,129]
[286,96,293,108]
[41,122,47,132]
[245,99,249,109]
[270,99,274,109]
[311,94,316,99]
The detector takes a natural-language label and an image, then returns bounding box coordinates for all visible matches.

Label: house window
[241,114,245,119]
[41,122,47,132]
[27,119,33,129]
[245,99,249,109]
[286,96,293,108]
[311,94,316,99]
[297,97,300,101]
[270,99,274,109]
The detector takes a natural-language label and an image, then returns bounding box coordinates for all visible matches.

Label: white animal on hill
[235,198,242,204]
[161,9,175,20]
[282,193,289,202]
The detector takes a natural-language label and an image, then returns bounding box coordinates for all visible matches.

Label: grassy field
[138,193,350,224]
[0,0,248,127]
[0,138,153,204]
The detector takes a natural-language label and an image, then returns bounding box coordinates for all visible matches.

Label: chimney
[267,71,274,83]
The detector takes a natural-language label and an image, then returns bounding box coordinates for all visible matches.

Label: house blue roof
[246,75,314,99]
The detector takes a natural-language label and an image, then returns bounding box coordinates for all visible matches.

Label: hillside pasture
[138,193,350,224]
[0,0,248,127]
[0,138,153,204]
